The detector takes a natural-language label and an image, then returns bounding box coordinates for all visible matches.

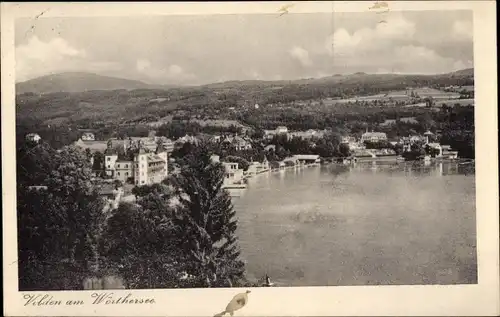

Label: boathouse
[292,154,320,164]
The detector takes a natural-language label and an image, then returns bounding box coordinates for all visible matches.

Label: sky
[15,10,473,85]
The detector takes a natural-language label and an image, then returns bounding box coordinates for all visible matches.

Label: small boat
[223,183,247,189]
[261,274,276,287]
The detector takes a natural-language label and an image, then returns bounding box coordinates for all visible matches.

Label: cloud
[393,45,471,74]
[168,64,184,76]
[136,58,196,83]
[289,46,313,67]
[326,15,416,56]
[16,36,121,82]
[243,69,262,80]
[320,14,472,74]
[451,20,473,40]
[136,59,151,71]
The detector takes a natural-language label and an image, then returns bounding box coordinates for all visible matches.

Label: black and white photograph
[2,1,499,316]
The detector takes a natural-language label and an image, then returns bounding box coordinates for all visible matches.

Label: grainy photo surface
[15,9,476,293]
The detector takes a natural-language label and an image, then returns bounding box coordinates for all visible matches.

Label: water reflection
[233,161,477,286]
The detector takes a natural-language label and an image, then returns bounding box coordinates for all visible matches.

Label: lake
[232,161,477,286]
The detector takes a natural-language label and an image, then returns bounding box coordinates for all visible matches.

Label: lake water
[232,162,477,286]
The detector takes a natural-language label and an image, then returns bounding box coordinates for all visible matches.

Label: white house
[222,162,245,187]
[104,139,169,186]
[26,133,41,143]
[81,132,95,141]
[264,126,289,140]
[426,142,442,157]
[360,131,388,143]
[246,157,270,175]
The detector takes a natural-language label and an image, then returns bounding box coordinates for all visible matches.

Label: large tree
[100,198,183,289]
[17,142,106,290]
[171,142,246,287]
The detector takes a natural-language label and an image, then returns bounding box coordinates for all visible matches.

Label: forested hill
[16,68,474,134]
[16,72,176,95]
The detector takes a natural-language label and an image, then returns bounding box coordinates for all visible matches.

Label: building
[223,135,252,151]
[340,136,364,150]
[246,157,270,175]
[175,135,199,146]
[276,126,288,134]
[292,154,321,164]
[400,134,429,152]
[210,155,246,187]
[360,131,388,143]
[26,133,41,143]
[423,130,434,144]
[264,144,276,152]
[81,132,95,141]
[441,145,459,159]
[264,126,289,140]
[74,136,174,155]
[104,139,169,186]
[289,129,327,140]
[426,142,442,157]
[222,162,245,185]
[341,136,357,144]
[100,183,124,211]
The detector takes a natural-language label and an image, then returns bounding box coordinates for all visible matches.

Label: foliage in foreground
[17,139,248,290]
[17,142,106,290]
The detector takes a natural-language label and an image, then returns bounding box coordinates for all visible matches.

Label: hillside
[206,69,474,89]
[16,68,474,129]
[15,72,169,94]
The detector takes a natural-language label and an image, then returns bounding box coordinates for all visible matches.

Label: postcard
[2,1,499,316]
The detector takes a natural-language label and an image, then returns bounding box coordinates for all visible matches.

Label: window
[125,164,128,168]
[117,172,120,176]
[141,181,145,184]
[125,172,128,176]
[107,165,111,168]
[107,157,110,161]
[117,164,120,168]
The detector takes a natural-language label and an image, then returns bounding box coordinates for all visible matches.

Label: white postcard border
[2,1,498,316]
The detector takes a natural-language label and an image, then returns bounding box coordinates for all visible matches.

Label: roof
[147,154,165,163]
[155,142,167,153]
[293,154,320,160]
[362,132,387,137]
[115,159,133,163]
[104,147,118,155]
[28,185,48,191]
[427,142,441,148]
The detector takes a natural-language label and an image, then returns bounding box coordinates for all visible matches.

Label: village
[25,122,461,212]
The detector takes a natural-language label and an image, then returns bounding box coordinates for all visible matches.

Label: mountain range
[16,69,474,95]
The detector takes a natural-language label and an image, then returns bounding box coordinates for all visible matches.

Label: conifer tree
[171,141,245,287]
